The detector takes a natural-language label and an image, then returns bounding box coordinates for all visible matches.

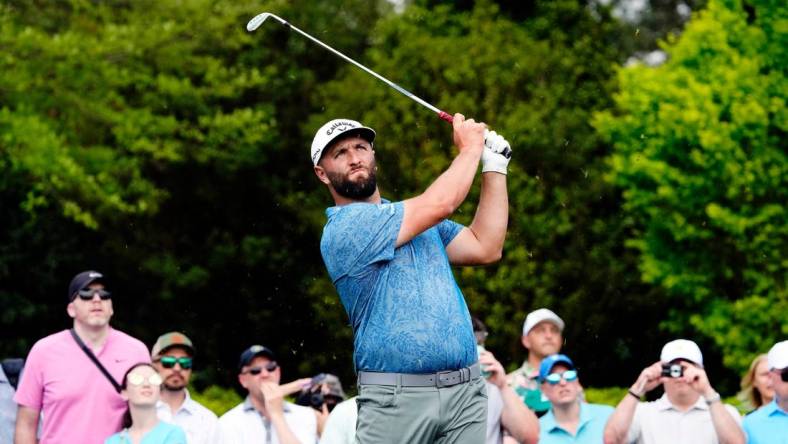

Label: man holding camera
[603,339,745,444]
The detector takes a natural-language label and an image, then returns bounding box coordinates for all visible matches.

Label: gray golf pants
[355,376,487,444]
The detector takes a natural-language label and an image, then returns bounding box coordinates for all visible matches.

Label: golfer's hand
[482,130,511,174]
[452,113,486,154]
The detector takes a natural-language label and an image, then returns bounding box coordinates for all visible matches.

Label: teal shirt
[105,421,187,444]
[743,400,788,444]
[539,403,614,444]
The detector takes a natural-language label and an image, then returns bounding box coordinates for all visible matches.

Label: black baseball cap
[238,345,276,371]
[67,270,106,302]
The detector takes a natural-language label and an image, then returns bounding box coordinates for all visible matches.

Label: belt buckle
[436,370,455,388]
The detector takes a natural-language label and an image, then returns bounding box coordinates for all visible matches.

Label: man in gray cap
[14,270,149,444]
[312,116,511,443]
[151,332,219,444]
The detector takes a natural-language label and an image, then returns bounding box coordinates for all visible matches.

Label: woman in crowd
[739,354,774,413]
[106,362,187,444]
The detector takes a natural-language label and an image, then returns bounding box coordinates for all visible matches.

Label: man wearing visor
[14,270,149,444]
[151,331,219,444]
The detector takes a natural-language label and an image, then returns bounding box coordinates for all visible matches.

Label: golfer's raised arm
[396,113,485,247]
[445,128,510,265]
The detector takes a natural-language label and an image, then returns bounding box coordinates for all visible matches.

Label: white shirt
[319,397,357,444]
[486,382,504,444]
[627,393,742,444]
[218,397,318,444]
[156,389,220,444]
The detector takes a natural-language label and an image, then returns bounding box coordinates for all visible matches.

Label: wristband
[704,391,721,405]
[628,390,642,400]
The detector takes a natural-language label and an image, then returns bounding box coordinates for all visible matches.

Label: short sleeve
[436,219,464,247]
[13,341,45,410]
[626,402,644,444]
[321,202,404,281]
[723,404,742,426]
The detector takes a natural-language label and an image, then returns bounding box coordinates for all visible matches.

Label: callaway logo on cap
[310,118,376,166]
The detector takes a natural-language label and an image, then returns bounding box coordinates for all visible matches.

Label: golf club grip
[438,111,512,159]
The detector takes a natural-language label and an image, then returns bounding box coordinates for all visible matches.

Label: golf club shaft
[251,13,452,122]
[248,12,511,158]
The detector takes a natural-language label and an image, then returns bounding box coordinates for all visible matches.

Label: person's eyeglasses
[127,373,163,386]
[243,361,278,375]
[159,356,193,370]
[781,369,788,383]
[76,288,112,301]
[545,370,578,385]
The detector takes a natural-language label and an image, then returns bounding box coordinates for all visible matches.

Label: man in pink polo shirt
[14,270,150,444]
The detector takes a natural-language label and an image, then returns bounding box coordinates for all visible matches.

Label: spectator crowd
[3,270,786,443]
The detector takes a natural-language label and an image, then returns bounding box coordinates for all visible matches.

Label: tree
[594,0,787,373]
[0,0,390,388]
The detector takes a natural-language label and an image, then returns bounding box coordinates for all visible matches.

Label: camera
[661,363,683,378]
[295,373,346,413]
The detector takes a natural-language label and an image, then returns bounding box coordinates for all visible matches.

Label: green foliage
[190,385,243,416]
[584,386,629,406]
[594,0,787,374]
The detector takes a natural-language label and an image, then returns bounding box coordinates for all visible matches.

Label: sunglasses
[76,288,112,301]
[781,369,788,383]
[243,361,278,375]
[159,356,193,370]
[545,370,578,385]
[127,373,163,387]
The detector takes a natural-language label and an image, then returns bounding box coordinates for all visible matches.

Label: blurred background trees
[1,0,784,404]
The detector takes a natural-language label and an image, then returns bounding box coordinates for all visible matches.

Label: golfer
[313,114,511,443]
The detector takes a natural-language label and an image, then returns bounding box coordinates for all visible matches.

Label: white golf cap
[767,340,788,370]
[660,339,703,367]
[522,308,565,336]
[310,119,376,166]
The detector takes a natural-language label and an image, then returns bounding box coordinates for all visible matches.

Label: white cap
[767,340,788,370]
[310,119,376,166]
[660,339,703,367]
[522,308,565,336]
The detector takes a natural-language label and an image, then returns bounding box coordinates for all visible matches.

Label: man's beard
[327,164,377,199]
[163,379,186,392]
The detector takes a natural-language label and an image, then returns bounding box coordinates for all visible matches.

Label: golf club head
[247,12,287,32]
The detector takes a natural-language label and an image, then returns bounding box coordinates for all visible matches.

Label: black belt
[358,363,480,388]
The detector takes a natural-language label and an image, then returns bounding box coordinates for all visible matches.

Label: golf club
[247,12,511,158]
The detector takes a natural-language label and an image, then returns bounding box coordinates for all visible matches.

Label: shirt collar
[519,361,539,379]
[156,389,196,415]
[655,393,708,412]
[764,399,787,416]
[326,198,391,216]
[243,396,292,413]
[542,403,593,435]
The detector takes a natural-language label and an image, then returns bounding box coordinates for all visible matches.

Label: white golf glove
[482,130,511,175]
